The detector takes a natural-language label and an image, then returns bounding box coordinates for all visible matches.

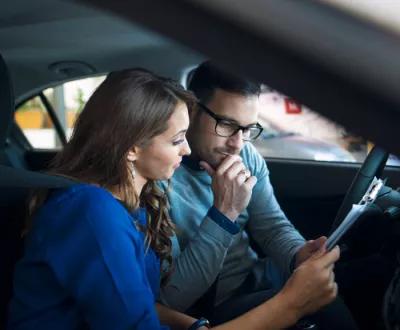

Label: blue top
[8,184,168,330]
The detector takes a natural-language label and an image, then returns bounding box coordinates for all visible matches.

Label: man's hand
[295,236,327,268]
[200,155,257,221]
[279,245,340,320]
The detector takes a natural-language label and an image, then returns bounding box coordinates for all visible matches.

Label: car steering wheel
[330,146,389,233]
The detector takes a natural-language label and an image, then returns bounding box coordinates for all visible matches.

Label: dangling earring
[130,161,136,180]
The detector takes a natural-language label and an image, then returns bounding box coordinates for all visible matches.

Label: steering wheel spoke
[330,146,389,232]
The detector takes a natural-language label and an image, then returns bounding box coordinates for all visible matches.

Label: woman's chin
[166,170,175,179]
[159,170,174,181]
[149,167,177,181]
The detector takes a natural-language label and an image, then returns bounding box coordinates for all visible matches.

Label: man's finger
[199,161,215,176]
[329,268,335,284]
[244,176,257,189]
[310,245,326,260]
[225,161,247,179]
[235,171,248,185]
[307,237,326,253]
[313,236,327,249]
[216,155,242,174]
[315,245,340,268]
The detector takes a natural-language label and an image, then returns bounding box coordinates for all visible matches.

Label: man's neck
[182,154,204,171]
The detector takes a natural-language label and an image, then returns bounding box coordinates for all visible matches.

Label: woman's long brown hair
[29,69,196,284]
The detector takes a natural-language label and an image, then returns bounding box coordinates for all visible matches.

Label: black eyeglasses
[198,103,263,141]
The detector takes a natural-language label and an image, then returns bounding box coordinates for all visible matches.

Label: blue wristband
[188,317,210,330]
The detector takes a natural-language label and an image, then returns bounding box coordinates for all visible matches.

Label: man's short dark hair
[187,61,261,104]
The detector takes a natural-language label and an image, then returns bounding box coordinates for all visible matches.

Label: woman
[8,69,194,330]
[8,69,338,330]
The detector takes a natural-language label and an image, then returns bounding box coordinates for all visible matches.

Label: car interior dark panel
[278,195,345,239]
[267,159,400,199]
[0,185,27,328]
[24,150,58,171]
[0,54,15,164]
[268,158,400,239]
[0,165,76,328]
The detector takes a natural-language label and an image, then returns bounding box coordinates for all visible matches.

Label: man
[160,61,357,329]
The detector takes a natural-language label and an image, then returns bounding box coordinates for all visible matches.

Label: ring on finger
[239,169,251,179]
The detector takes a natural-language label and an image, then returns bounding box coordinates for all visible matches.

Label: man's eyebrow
[217,114,258,127]
[216,113,237,123]
[172,129,188,138]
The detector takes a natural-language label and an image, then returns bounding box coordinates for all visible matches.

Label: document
[326,177,384,251]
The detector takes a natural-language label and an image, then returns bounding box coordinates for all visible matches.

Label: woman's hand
[156,303,197,330]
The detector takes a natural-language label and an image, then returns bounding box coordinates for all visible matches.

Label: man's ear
[127,147,138,162]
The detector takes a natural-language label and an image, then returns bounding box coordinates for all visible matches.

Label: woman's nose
[181,139,191,156]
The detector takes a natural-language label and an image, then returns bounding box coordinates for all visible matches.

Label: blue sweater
[160,143,305,310]
[8,184,167,330]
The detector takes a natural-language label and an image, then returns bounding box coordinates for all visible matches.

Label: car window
[15,72,400,167]
[185,67,399,167]
[15,76,106,149]
[252,90,400,166]
[15,94,59,149]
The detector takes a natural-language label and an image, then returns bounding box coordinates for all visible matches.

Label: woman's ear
[127,147,138,162]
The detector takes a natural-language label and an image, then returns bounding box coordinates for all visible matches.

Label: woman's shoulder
[34,184,139,239]
[49,183,114,205]
[42,184,126,221]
